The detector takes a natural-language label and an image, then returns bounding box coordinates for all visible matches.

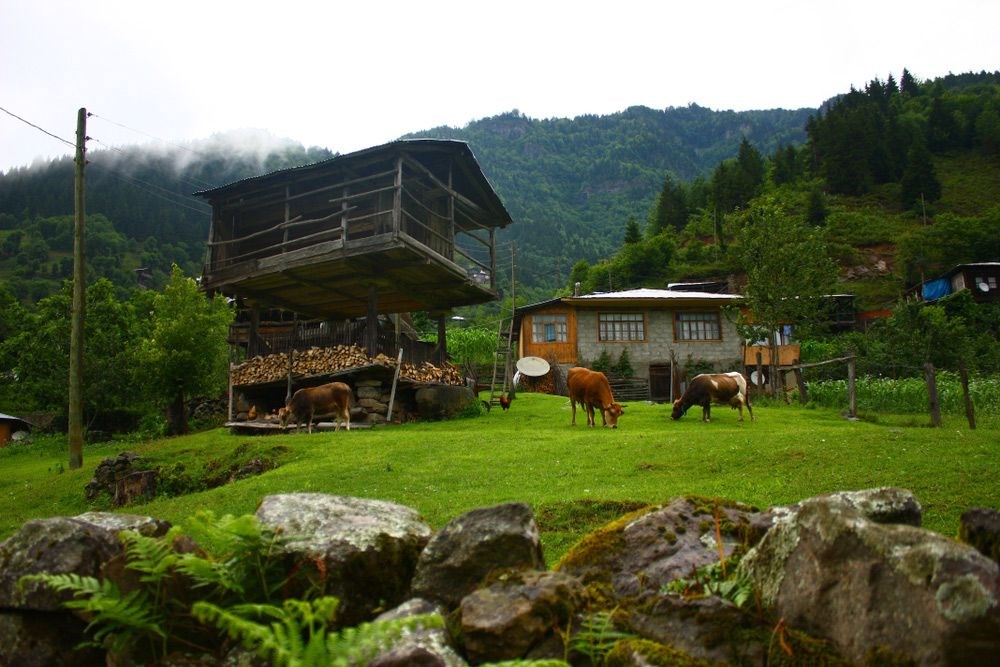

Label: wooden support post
[924,362,942,427]
[249,306,260,359]
[386,348,404,423]
[286,347,294,403]
[436,312,447,366]
[960,363,976,430]
[847,354,857,419]
[366,286,378,356]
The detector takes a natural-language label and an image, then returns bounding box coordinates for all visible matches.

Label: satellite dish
[750,370,766,386]
[515,356,551,377]
[978,282,990,292]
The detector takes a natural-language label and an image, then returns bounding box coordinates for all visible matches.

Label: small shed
[0,413,31,447]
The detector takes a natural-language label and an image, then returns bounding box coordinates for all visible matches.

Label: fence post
[755,350,764,398]
[960,363,976,430]
[793,359,808,404]
[386,348,404,423]
[924,362,942,427]
[847,354,857,419]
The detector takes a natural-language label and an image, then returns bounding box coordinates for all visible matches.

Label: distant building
[912,262,1000,303]
[0,413,31,447]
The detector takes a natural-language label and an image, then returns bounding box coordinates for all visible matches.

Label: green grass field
[2,393,998,565]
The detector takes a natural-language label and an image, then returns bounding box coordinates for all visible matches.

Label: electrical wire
[88,161,211,216]
[0,104,75,148]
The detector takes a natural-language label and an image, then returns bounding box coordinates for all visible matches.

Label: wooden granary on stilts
[195,139,513,428]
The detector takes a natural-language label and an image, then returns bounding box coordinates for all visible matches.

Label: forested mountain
[0,106,810,303]
[566,69,1000,311]
[402,105,812,292]
[1,69,998,313]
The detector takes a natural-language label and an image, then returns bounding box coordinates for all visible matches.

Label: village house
[514,287,745,401]
[912,262,1000,303]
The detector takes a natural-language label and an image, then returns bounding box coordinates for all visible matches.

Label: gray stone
[411,503,545,609]
[255,493,432,626]
[356,385,382,400]
[0,512,169,610]
[627,595,763,665]
[739,494,1000,665]
[0,611,103,666]
[414,385,475,420]
[556,496,762,604]
[457,569,585,663]
[960,507,1000,563]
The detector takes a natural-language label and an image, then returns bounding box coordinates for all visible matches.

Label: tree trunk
[166,390,188,435]
[960,363,976,430]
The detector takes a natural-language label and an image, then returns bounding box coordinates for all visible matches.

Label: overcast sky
[2,0,998,172]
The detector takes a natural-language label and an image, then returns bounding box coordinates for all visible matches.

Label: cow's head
[671,398,686,420]
[604,403,624,428]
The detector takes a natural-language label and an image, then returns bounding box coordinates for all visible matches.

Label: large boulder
[410,502,545,609]
[739,491,1000,665]
[0,512,169,610]
[457,569,585,664]
[555,496,762,604]
[255,493,432,626]
[0,512,169,667]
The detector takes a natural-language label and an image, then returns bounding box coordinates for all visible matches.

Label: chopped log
[230,344,462,387]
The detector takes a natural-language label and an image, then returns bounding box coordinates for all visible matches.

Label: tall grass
[808,373,1000,418]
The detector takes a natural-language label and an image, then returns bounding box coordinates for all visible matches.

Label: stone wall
[2,489,997,665]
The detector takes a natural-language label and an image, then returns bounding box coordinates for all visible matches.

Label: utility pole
[68,108,87,469]
[506,242,517,398]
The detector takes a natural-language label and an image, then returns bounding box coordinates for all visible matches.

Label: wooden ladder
[488,315,514,408]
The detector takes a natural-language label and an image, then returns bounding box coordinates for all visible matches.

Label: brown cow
[567,367,624,428]
[279,382,353,433]
[671,372,753,422]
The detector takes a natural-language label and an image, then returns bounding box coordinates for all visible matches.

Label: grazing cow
[671,372,753,422]
[567,367,624,428]
[279,382,353,433]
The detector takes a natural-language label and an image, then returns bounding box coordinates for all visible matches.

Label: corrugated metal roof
[0,413,31,428]
[567,288,743,302]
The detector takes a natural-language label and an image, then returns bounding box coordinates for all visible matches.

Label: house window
[975,276,997,290]
[598,313,645,341]
[532,314,567,343]
[675,312,721,341]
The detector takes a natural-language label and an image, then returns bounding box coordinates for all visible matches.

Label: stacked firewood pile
[230,345,463,386]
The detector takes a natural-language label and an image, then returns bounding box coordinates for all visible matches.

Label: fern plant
[17,573,166,655]
[569,609,636,665]
[17,511,315,662]
[192,596,444,667]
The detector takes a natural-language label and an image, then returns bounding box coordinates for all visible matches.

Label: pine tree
[648,174,687,235]
[623,216,642,245]
[900,139,942,210]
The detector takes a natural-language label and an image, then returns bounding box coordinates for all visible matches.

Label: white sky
[2,0,998,172]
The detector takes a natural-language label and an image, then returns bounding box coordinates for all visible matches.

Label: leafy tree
[445,327,497,382]
[735,203,838,392]
[895,210,1000,285]
[3,279,143,429]
[138,266,234,435]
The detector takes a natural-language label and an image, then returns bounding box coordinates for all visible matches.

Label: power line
[0,105,75,148]
[88,112,211,160]
[88,161,211,216]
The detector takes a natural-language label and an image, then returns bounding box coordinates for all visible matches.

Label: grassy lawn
[2,392,997,565]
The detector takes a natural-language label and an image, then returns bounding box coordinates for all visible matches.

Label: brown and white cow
[671,372,753,422]
[279,381,353,433]
[567,366,624,428]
